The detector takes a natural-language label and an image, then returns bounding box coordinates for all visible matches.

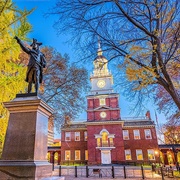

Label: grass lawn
[174,171,180,178]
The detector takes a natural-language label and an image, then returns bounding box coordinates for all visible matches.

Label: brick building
[61,44,159,165]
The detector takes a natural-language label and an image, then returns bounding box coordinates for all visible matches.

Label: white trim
[125,149,132,160]
[108,134,115,138]
[65,132,71,141]
[136,149,143,160]
[65,150,71,160]
[123,130,129,140]
[86,120,123,125]
[94,134,102,138]
[75,132,80,141]
[100,129,109,135]
[144,129,152,139]
[133,129,141,140]
[147,149,155,160]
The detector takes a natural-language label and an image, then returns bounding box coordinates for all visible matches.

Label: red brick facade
[60,47,158,165]
[87,123,125,165]
[123,127,158,163]
[61,127,87,164]
[60,120,158,165]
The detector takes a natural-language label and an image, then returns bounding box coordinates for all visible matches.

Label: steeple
[90,39,113,95]
[97,37,103,56]
[93,39,110,77]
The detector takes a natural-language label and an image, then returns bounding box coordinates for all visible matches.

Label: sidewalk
[51,165,179,180]
[64,177,178,180]
[44,176,180,180]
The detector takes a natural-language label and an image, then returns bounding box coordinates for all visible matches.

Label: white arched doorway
[95,129,115,164]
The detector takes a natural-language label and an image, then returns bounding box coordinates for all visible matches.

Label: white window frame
[75,132,80,141]
[147,149,155,160]
[65,150,71,160]
[136,149,143,160]
[65,132,71,141]
[84,131,87,141]
[133,130,140,140]
[99,98,106,106]
[144,129,152,139]
[125,149,132,160]
[75,150,81,160]
[109,137,114,147]
[123,130,129,140]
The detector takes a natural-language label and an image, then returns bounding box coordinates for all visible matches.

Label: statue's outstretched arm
[14,36,30,54]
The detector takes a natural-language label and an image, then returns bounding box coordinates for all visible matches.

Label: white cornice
[94,106,110,110]
[87,93,119,99]
[90,74,112,79]
[123,125,155,129]
[86,120,123,125]
[87,108,120,112]
[96,147,115,150]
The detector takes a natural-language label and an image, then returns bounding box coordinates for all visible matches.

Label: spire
[97,36,103,56]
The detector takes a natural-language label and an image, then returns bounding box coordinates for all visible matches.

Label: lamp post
[67,155,70,166]
[172,145,178,164]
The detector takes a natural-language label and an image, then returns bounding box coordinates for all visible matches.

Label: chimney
[145,111,151,120]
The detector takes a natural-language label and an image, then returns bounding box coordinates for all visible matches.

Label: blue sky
[13,0,166,137]
[14,0,71,56]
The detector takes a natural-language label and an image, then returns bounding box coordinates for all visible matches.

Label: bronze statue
[14,37,46,93]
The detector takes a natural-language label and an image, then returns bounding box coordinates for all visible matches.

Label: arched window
[95,129,115,148]
[102,131,108,147]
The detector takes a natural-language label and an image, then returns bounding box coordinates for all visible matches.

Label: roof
[48,146,61,151]
[159,144,180,149]
[123,119,155,128]
[61,118,155,130]
[61,121,87,130]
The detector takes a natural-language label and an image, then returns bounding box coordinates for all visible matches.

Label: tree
[40,47,89,129]
[157,118,180,144]
[48,0,180,118]
[0,0,33,157]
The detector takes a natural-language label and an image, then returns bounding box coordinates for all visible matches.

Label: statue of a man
[14,37,46,93]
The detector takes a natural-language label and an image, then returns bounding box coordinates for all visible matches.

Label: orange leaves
[163,8,176,24]
[130,45,143,52]
[39,46,89,126]
[126,63,157,90]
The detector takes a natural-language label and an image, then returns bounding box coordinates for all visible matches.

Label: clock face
[97,80,106,88]
[100,112,107,118]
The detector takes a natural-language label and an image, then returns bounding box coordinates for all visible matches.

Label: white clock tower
[90,42,113,95]
[87,41,120,122]
[86,42,121,165]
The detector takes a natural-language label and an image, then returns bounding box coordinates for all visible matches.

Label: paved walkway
[63,176,179,180]
[50,165,179,180]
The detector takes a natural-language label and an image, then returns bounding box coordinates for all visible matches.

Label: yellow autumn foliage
[126,62,157,90]
[130,45,143,51]
[0,0,33,156]
[163,8,175,24]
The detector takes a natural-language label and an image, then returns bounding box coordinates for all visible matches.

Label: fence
[53,165,163,179]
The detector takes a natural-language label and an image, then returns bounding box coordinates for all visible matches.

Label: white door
[101,150,111,164]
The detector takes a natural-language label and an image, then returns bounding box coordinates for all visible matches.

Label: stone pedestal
[0,94,54,180]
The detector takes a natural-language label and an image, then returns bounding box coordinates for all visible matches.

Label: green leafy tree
[0,0,33,157]
[48,0,180,118]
